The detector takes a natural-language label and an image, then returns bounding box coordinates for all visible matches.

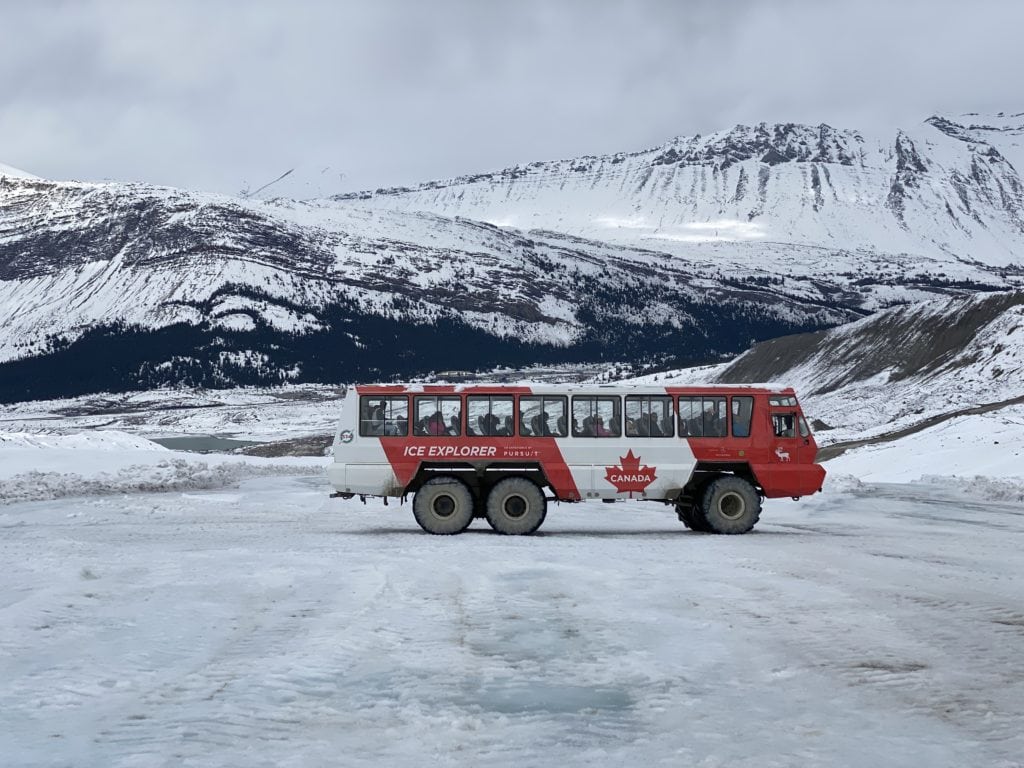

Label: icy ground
[2,474,1023,768]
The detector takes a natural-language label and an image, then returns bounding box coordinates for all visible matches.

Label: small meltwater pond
[150,435,262,453]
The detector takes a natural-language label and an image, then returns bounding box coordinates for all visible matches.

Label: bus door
[767,396,814,465]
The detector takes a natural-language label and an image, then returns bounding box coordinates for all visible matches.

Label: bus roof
[354,383,797,396]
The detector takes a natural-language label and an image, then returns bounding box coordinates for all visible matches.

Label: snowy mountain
[0,175,855,402]
[2,112,1023,402]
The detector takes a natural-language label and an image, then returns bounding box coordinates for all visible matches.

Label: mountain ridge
[2,113,1023,401]
[331,113,1024,270]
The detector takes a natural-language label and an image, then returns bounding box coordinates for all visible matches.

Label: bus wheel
[700,477,761,534]
[413,477,475,535]
[485,478,547,535]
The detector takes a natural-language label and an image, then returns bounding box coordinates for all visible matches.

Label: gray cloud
[1,0,1022,197]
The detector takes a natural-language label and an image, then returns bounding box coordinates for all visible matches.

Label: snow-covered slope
[826,404,1024,484]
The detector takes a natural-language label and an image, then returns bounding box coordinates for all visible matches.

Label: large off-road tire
[413,477,475,535]
[485,477,547,535]
[678,504,712,532]
[700,476,761,534]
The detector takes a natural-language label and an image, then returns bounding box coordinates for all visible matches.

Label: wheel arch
[684,461,762,498]
[405,461,553,501]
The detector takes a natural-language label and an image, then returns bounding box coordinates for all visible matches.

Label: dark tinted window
[731,396,754,438]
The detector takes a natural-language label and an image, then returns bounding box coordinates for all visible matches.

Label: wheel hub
[718,491,746,520]
[503,494,528,519]
[432,494,456,518]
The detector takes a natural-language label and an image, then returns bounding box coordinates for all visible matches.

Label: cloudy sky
[2,0,1021,197]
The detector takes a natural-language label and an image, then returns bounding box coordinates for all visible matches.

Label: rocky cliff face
[1,113,1022,402]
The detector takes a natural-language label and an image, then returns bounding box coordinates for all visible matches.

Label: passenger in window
[647,412,662,437]
[710,414,726,437]
[448,414,461,435]
[538,411,554,436]
[426,411,447,435]
[502,415,514,436]
[635,414,650,436]
[367,400,386,435]
[595,415,611,437]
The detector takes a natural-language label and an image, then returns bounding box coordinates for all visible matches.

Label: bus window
[466,396,515,436]
[625,396,674,437]
[519,396,568,437]
[413,396,462,436]
[359,396,409,437]
[572,396,621,437]
[678,396,727,437]
[772,413,796,438]
[731,396,753,438]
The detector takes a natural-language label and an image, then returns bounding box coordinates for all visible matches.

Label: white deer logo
[775,446,791,462]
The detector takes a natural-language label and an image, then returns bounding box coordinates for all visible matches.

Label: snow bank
[0,429,326,504]
[916,475,1024,504]
[0,458,324,504]
[823,472,865,493]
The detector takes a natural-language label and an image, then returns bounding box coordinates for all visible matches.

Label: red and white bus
[328,384,826,535]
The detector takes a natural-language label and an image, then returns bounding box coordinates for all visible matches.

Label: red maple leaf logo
[605,450,657,497]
